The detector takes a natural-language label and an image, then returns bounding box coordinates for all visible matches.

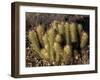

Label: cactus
[47,28,56,45]
[28,30,40,54]
[54,42,63,64]
[42,33,50,55]
[27,16,89,67]
[70,22,78,43]
[43,33,49,45]
[58,22,65,35]
[64,22,71,44]
[47,28,56,62]
[36,25,45,47]
[80,31,88,48]
[40,48,49,61]
[52,20,59,31]
[63,45,72,64]
[55,34,62,43]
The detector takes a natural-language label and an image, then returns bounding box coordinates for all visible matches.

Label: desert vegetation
[26,13,89,67]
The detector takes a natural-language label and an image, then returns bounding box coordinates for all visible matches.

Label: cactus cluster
[26,19,89,67]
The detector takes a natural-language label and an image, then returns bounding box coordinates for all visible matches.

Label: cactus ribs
[26,13,89,67]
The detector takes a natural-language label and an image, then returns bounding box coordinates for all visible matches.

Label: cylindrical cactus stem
[58,22,65,35]
[64,22,71,45]
[40,48,49,61]
[36,25,45,47]
[63,45,72,64]
[28,30,40,54]
[55,34,62,44]
[43,33,49,45]
[77,24,83,34]
[48,28,56,45]
[54,42,63,64]
[47,28,56,62]
[52,20,59,31]
[70,22,78,43]
[44,44,50,58]
[49,47,55,64]
[42,33,50,55]
[80,31,88,49]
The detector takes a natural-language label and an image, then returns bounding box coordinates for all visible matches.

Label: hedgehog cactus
[27,20,89,66]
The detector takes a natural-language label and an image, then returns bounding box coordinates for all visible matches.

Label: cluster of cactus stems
[26,20,89,67]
